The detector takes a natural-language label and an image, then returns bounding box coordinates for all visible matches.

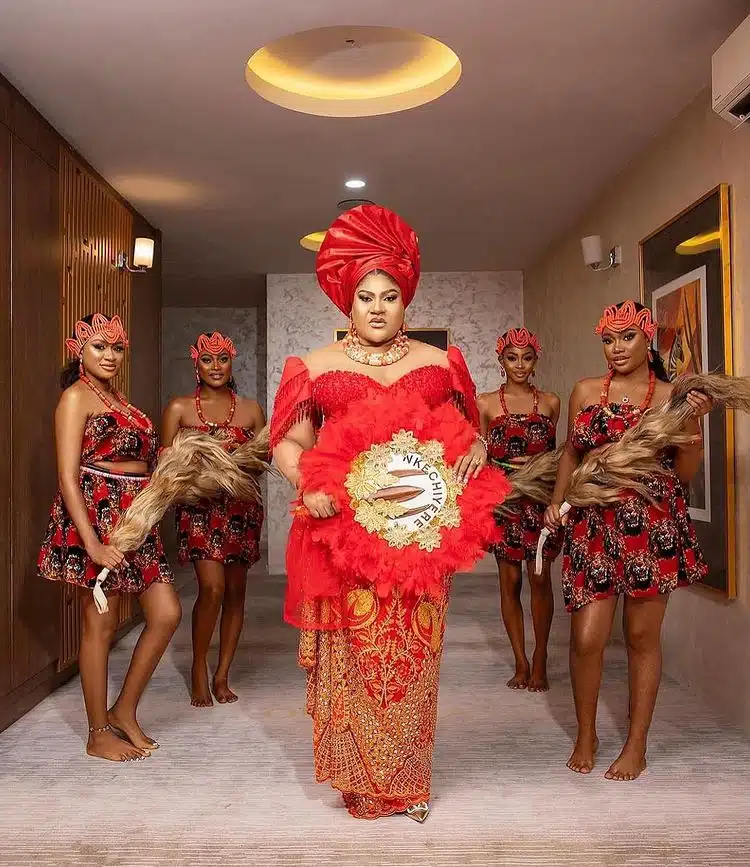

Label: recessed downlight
[345,178,366,190]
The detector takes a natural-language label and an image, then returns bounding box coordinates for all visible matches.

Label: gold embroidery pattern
[298,585,450,819]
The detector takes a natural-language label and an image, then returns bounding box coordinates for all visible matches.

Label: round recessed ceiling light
[246,25,461,117]
[300,231,327,252]
[345,178,366,189]
[337,198,375,210]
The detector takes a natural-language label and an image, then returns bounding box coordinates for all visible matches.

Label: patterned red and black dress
[175,423,263,567]
[561,382,707,612]
[488,385,561,563]
[38,408,173,594]
[270,347,480,820]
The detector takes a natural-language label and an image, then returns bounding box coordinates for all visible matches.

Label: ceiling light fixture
[300,231,327,252]
[245,26,462,118]
[337,198,375,210]
[345,178,366,189]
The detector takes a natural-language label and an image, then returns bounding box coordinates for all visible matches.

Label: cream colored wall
[524,89,750,731]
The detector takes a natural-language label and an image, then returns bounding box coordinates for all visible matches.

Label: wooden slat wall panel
[10,139,61,689]
[59,149,132,392]
[58,585,83,673]
[0,73,163,732]
[0,127,11,696]
[8,93,58,169]
[58,150,135,661]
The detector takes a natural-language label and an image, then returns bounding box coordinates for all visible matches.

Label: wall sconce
[115,237,155,272]
[581,235,622,272]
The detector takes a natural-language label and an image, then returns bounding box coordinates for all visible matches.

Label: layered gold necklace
[342,327,409,367]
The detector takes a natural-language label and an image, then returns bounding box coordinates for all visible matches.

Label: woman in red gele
[545,300,711,781]
[478,328,561,692]
[270,205,503,822]
[162,333,265,706]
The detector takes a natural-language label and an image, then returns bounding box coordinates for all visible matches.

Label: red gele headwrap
[65,313,129,357]
[595,300,657,340]
[316,204,420,315]
[496,327,542,356]
[190,332,237,362]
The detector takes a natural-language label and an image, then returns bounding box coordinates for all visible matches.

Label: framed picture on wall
[334,328,450,350]
[651,266,712,522]
[639,184,735,597]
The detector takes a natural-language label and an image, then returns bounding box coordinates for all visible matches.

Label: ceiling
[1,0,748,303]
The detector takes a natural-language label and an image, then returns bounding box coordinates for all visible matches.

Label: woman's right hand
[86,541,125,571]
[301,490,339,519]
[543,503,567,532]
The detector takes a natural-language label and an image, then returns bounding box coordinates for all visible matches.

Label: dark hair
[194,332,237,393]
[359,268,397,287]
[613,300,670,383]
[648,350,670,383]
[59,313,98,390]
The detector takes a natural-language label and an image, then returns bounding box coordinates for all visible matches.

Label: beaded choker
[600,368,656,412]
[194,387,236,431]
[80,373,150,429]
[498,383,539,415]
[342,327,409,367]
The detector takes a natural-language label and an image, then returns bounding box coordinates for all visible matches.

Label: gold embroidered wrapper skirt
[298,585,450,820]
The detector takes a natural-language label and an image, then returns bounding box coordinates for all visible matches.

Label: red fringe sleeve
[447,345,480,429]
[270,356,314,450]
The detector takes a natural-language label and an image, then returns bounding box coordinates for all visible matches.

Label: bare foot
[605,743,647,781]
[212,676,238,704]
[528,653,549,692]
[191,662,214,708]
[506,661,530,690]
[108,708,159,752]
[87,727,148,762]
[567,735,599,774]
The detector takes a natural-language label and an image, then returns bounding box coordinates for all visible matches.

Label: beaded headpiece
[190,332,237,362]
[595,300,657,340]
[65,314,129,358]
[496,327,542,356]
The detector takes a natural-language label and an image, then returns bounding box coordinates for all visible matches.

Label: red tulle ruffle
[285,391,510,629]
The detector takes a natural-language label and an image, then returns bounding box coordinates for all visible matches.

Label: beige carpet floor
[1,566,749,867]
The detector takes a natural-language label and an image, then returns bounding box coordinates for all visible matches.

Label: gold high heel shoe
[405,802,430,823]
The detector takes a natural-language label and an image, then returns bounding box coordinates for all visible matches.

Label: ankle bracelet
[88,724,111,734]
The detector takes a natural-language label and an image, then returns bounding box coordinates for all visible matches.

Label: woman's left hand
[686,390,714,418]
[453,439,487,484]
